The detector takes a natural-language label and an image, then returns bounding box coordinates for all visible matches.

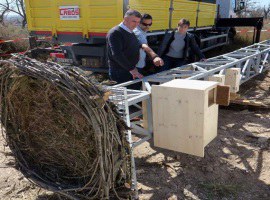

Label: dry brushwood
[0,55,132,200]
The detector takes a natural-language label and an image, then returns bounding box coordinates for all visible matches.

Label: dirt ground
[1,71,270,200]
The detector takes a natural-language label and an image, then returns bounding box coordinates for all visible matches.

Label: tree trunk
[22,18,27,29]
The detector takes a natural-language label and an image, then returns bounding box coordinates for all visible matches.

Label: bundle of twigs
[0,55,131,199]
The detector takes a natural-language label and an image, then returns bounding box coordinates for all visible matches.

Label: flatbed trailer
[25,0,240,70]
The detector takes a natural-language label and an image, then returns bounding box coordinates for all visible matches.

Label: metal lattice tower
[108,40,270,197]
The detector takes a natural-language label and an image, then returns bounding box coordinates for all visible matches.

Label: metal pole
[253,27,256,44]
[255,18,263,43]
[169,0,174,29]
[123,88,138,199]
[195,1,200,30]
[255,28,262,43]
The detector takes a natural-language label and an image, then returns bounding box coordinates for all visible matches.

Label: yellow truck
[26,0,216,38]
[24,0,243,69]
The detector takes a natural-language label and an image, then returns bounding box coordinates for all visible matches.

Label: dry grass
[236,19,270,42]
[0,24,28,40]
[0,25,29,55]
[205,20,270,58]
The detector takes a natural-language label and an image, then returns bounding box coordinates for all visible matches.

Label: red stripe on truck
[34,31,52,35]
[57,31,82,35]
[88,32,107,37]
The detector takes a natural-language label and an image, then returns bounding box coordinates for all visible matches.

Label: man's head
[139,14,153,32]
[177,18,190,34]
[123,9,142,31]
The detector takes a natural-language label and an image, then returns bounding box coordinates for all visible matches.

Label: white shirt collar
[135,26,146,33]
[119,22,133,33]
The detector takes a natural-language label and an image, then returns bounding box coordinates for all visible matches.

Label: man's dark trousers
[160,55,187,72]
[109,67,133,84]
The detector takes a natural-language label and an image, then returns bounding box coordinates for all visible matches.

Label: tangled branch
[0,55,131,199]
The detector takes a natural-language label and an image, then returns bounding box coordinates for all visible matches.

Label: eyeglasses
[141,22,152,27]
[178,24,189,28]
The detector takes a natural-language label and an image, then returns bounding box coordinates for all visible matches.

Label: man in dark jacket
[107,9,143,84]
[158,18,206,71]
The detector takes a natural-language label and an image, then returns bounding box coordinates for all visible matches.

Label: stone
[206,166,214,172]
[258,137,269,144]
[174,162,181,167]
[137,169,145,175]
[220,126,227,131]
[220,137,229,142]
[168,194,178,200]
[124,183,131,189]
[240,109,250,114]
[229,165,236,170]
[220,160,226,164]
[222,147,232,154]
[240,168,249,174]
[183,188,198,199]
[214,162,220,167]
[226,123,235,128]
[185,184,192,190]
[183,188,190,197]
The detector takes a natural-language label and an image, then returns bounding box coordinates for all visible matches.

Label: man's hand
[153,57,164,67]
[130,68,144,79]
[141,44,163,66]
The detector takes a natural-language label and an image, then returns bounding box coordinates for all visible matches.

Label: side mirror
[234,1,245,12]
[239,2,245,10]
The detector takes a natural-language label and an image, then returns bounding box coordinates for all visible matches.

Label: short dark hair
[178,18,190,27]
[141,13,152,21]
[124,9,142,19]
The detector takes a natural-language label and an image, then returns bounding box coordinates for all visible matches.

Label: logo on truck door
[59,6,80,20]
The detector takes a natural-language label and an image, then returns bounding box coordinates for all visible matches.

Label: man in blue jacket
[158,18,206,71]
[133,14,164,75]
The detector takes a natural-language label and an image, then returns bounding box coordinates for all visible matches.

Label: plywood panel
[225,68,241,93]
[152,80,218,157]
[208,74,225,85]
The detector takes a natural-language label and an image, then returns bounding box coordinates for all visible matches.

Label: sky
[248,0,269,7]
[257,0,270,7]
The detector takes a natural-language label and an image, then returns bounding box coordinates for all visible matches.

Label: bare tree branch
[0,0,26,28]
[236,0,259,17]
[263,4,270,19]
